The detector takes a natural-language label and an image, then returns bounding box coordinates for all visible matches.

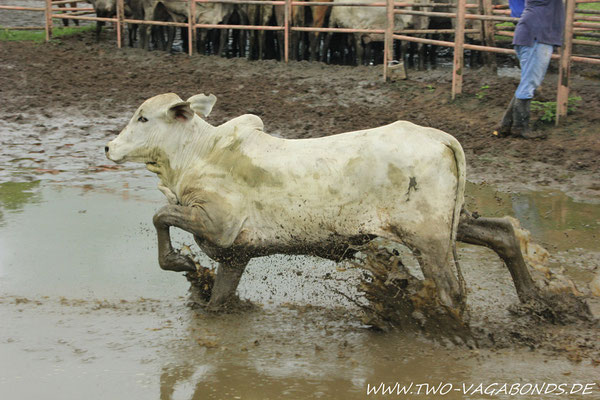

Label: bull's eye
[138,116,148,123]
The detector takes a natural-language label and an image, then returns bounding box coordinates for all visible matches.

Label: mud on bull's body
[105,93,466,314]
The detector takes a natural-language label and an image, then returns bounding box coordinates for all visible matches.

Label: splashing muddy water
[1,111,599,399]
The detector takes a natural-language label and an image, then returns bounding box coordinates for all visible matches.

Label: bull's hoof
[509,292,592,324]
[160,251,196,272]
[206,296,254,313]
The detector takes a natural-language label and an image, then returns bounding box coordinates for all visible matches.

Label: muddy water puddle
[1,111,600,398]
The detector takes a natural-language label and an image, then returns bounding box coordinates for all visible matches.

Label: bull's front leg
[153,203,250,307]
[152,206,198,272]
[208,260,249,309]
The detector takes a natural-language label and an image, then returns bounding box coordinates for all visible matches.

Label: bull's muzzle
[105,142,122,163]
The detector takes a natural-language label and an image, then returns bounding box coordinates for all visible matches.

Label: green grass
[494,22,515,42]
[531,96,582,123]
[0,25,94,42]
[578,2,600,11]
[575,3,600,41]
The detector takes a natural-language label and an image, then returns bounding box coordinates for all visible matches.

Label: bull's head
[105,93,216,165]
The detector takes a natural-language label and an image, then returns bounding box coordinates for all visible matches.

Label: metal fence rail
[1,0,599,124]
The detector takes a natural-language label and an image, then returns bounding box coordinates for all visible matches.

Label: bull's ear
[187,94,217,118]
[167,101,194,122]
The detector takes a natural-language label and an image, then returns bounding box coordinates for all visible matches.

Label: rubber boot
[512,98,546,139]
[493,97,515,137]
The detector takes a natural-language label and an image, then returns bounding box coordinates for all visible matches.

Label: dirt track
[1,30,600,201]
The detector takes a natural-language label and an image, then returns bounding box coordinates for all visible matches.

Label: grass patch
[531,96,582,123]
[494,22,515,42]
[0,25,94,42]
[578,2,600,11]
[576,2,600,41]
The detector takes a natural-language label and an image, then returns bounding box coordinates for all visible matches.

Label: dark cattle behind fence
[1,0,599,123]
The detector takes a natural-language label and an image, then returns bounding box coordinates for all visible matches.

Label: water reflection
[155,307,473,400]
[0,181,41,225]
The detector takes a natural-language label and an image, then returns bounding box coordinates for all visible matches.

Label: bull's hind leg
[410,238,465,315]
[380,227,465,315]
[208,260,249,308]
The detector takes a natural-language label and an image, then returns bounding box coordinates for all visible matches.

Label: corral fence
[1,0,599,124]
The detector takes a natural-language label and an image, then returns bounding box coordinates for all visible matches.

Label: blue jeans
[514,42,554,100]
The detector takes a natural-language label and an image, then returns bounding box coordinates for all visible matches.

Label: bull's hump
[220,114,264,131]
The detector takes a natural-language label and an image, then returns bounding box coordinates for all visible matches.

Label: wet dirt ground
[1,24,600,399]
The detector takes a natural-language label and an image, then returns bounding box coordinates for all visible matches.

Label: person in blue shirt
[509,0,525,17]
[495,0,565,139]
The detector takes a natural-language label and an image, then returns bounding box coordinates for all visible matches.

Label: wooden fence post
[383,0,394,81]
[452,0,466,99]
[556,0,576,125]
[284,0,290,62]
[188,0,196,56]
[117,0,124,48]
[480,0,496,71]
[45,0,52,41]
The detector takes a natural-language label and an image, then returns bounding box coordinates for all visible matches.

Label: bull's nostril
[105,146,109,153]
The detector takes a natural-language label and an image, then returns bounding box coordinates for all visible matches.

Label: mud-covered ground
[1,25,600,399]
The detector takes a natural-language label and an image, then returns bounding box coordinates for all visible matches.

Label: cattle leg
[322,32,332,63]
[71,2,79,26]
[139,25,149,50]
[197,29,207,54]
[95,21,105,42]
[128,24,138,47]
[418,42,426,70]
[208,260,248,308]
[354,34,364,66]
[238,11,249,58]
[456,210,539,303]
[456,210,591,321]
[152,208,197,273]
[309,32,320,62]
[58,4,69,27]
[152,203,244,271]
[411,239,465,316]
[165,26,176,53]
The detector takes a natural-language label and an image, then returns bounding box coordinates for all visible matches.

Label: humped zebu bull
[105,93,468,316]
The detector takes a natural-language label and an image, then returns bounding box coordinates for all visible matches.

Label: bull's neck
[153,117,216,189]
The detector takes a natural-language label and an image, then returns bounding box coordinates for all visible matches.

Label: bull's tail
[443,134,467,301]
[445,136,466,249]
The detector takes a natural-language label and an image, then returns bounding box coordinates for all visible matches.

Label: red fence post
[117,0,124,48]
[45,0,52,41]
[556,0,576,125]
[284,0,290,62]
[480,0,497,71]
[452,0,466,99]
[188,0,196,56]
[383,0,394,81]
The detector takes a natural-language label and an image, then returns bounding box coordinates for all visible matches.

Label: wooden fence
[1,0,599,124]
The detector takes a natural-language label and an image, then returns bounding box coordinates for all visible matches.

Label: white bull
[105,93,466,313]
